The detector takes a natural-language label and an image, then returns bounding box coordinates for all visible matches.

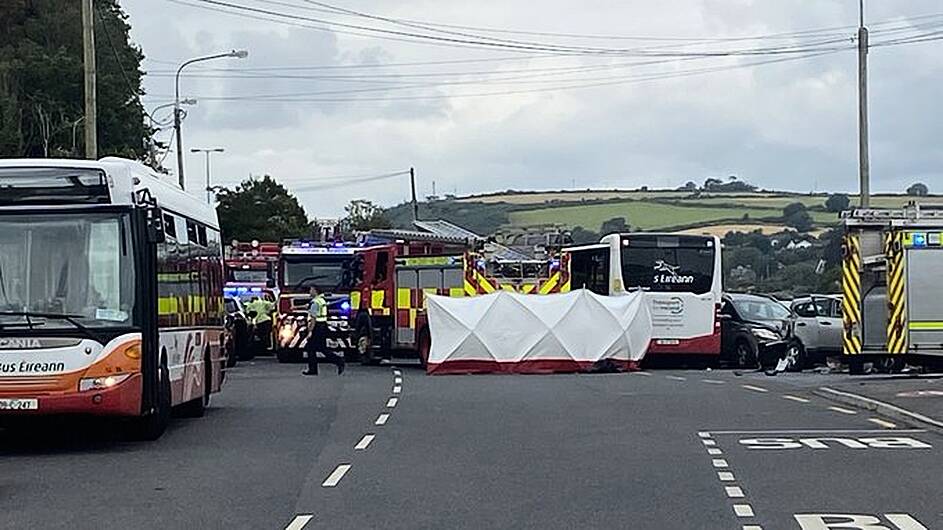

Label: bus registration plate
[0,398,39,411]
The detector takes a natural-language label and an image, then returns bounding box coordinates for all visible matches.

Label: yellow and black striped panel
[885,231,907,354]
[842,233,863,354]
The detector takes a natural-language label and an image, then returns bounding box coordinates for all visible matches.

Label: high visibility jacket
[309,295,328,323]
[246,299,274,324]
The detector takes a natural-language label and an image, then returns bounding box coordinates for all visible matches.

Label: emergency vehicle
[841,205,943,372]
[223,240,279,301]
[348,229,570,366]
[272,240,359,363]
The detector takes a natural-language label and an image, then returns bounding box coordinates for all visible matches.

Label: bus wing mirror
[146,206,166,244]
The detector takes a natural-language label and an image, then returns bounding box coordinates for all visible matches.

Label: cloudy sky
[124,0,943,218]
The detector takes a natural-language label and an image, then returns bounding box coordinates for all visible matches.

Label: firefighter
[245,294,275,353]
[303,286,345,376]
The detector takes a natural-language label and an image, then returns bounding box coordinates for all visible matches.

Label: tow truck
[841,204,943,372]
[273,240,359,363]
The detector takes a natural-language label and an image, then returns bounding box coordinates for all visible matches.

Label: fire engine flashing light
[340,301,351,312]
[912,232,928,248]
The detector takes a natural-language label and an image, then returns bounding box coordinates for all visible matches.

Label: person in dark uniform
[302,286,345,375]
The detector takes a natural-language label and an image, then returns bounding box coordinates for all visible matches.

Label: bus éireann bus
[0,158,226,439]
[565,233,723,358]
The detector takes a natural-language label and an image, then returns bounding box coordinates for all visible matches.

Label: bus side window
[163,213,177,240]
[186,220,198,245]
[197,225,207,247]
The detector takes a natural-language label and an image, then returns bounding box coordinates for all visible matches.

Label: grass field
[458,190,693,204]
[508,201,783,231]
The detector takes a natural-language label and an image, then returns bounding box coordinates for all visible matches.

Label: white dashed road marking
[375,413,390,426]
[712,458,729,468]
[392,386,402,394]
[666,375,687,381]
[725,486,745,498]
[394,377,403,384]
[718,472,735,481]
[321,464,352,487]
[698,432,712,438]
[702,439,717,446]
[827,406,858,415]
[707,448,723,455]
[386,397,398,408]
[868,418,898,429]
[743,526,764,530]
[702,379,725,384]
[782,395,810,403]
[355,434,375,450]
[393,369,401,376]
[285,515,313,530]
[631,371,652,376]
[733,504,755,517]
[742,384,768,393]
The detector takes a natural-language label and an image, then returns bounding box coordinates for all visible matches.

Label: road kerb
[814,386,943,433]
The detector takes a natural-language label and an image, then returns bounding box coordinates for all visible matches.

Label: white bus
[565,233,723,357]
[0,158,226,439]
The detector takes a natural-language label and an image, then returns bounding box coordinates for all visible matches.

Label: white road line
[828,405,859,415]
[707,448,723,455]
[392,386,402,394]
[393,369,402,376]
[285,515,314,530]
[718,471,735,481]
[712,459,729,468]
[743,526,764,530]
[375,413,390,425]
[702,439,717,446]
[782,394,811,403]
[394,377,403,384]
[386,397,398,408]
[697,432,712,438]
[666,375,687,381]
[631,371,652,376]
[742,384,768,393]
[725,486,745,498]
[733,504,755,517]
[868,418,898,429]
[355,434,376,450]
[321,464,352,487]
[702,379,725,384]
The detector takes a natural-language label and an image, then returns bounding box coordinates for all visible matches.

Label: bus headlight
[79,373,132,392]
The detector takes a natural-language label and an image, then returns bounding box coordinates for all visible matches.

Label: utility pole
[410,167,419,221]
[191,147,224,204]
[81,0,97,159]
[857,0,870,207]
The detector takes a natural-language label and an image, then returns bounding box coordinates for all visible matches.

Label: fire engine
[223,240,279,301]
[272,240,359,363]
[348,228,570,366]
[841,204,943,372]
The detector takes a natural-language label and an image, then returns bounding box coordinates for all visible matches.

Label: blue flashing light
[250,287,262,292]
[913,232,928,248]
[300,242,311,248]
[223,287,237,294]
[333,241,344,248]
[550,259,561,268]
[340,301,351,311]
[476,259,486,270]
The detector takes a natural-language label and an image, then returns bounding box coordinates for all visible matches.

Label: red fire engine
[349,231,570,366]
[223,240,279,300]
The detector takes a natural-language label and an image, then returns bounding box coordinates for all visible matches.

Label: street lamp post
[174,49,248,190]
[191,147,225,204]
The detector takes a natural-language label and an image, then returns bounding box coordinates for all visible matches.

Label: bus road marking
[321,464,351,487]
[355,434,375,450]
[742,385,768,393]
[285,514,313,530]
[386,397,398,408]
[375,413,390,425]
[783,395,810,403]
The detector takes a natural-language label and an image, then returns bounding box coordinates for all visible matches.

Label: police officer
[303,286,345,376]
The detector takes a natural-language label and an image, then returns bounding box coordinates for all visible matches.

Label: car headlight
[751,328,780,342]
[79,373,132,392]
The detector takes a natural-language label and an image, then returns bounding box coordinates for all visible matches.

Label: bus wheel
[131,358,171,441]
[417,327,431,370]
[178,354,210,418]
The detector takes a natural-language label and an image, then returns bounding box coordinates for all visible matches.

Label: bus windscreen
[620,236,715,295]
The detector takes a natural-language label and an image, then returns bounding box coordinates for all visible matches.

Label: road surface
[1,359,940,529]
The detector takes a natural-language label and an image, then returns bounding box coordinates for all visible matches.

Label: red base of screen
[646,333,721,355]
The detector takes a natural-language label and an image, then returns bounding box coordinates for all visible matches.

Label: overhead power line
[289,170,411,192]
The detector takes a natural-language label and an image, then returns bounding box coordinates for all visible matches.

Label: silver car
[790,295,842,363]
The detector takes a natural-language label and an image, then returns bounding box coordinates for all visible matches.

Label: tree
[824,193,850,213]
[906,182,929,196]
[677,181,698,191]
[0,1,150,158]
[703,177,723,191]
[783,203,814,232]
[215,175,311,242]
[343,199,392,232]
[599,216,629,235]
[569,226,599,245]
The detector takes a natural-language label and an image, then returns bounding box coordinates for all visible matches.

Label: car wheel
[357,326,379,366]
[784,341,807,372]
[736,339,758,369]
